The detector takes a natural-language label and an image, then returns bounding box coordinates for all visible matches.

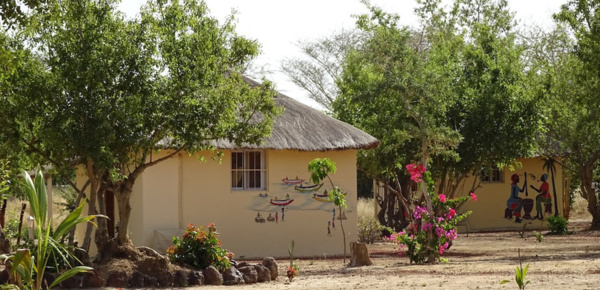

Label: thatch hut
[80,77,379,258]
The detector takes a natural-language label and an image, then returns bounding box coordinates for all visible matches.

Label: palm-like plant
[542,157,559,217]
[1,167,98,289]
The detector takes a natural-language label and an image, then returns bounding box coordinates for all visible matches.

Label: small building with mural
[459,156,568,231]
[372,157,569,232]
[76,84,378,258]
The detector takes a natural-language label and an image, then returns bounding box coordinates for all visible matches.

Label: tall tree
[539,0,600,228]
[281,29,364,111]
[335,3,462,229]
[3,0,281,258]
[434,0,541,200]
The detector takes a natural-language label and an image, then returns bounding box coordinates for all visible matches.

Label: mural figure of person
[506,173,527,223]
[275,212,279,223]
[327,221,331,236]
[332,208,336,228]
[530,173,551,219]
[281,208,285,221]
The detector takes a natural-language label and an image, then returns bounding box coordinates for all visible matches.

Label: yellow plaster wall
[140,149,358,258]
[138,156,179,246]
[75,149,359,258]
[460,157,566,231]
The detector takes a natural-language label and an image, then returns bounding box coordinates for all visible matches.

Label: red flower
[469,192,478,201]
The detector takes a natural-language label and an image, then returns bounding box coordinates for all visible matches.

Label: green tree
[434,0,541,200]
[335,2,461,222]
[539,0,600,229]
[3,0,281,258]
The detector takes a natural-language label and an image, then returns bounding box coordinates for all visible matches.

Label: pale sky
[119,0,567,110]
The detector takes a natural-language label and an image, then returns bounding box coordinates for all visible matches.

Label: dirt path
[197,218,600,289]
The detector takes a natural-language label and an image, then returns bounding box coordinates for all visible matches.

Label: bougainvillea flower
[439,194,447,203]
[470,192,478,201]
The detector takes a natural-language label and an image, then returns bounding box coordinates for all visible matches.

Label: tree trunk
[115,183,133,245]
[339,205,346,264]
[82,159,99,253]
[580,164,600,230]
[94,184,109,251]
[349,242,372,267]
[551,166,559,217]
[0,199,7,229]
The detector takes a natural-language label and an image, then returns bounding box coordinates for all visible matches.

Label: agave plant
[1,167,99,290]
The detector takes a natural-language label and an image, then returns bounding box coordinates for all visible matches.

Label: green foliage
[500,249,530,290]
[2,0,281,247]
[308,158,337,185]
[518,223,528,238]
[436,0,541,194]
[1,167,95,290]
[6,215,30,250]
[533,231,544,243]
[167,223,233,272]
[54,186,79,214]
[357,216,385,244]
[546,216,569,235]
[334,0,539,211]
[539,0,600,228]
[0,160,10,198]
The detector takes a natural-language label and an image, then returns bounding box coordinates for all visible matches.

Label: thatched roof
[212,77,379,151]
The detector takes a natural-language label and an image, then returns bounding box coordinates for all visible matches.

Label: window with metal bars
[231,150,267,190]
[481,167,503,183]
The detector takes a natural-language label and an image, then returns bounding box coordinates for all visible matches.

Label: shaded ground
[198,218,600,289]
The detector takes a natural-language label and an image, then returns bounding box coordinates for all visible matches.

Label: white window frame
[231,150,267,190]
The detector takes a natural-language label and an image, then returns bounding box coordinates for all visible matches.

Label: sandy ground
[195,217,600,290]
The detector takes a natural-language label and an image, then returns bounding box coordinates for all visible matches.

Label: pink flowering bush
[387,164,475,264]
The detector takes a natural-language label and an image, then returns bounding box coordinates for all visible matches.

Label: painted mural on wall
[504,170,554,223]
[249,175,351,229]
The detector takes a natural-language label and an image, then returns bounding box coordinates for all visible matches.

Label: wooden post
[349,241,372,267]
[17,203,26,245]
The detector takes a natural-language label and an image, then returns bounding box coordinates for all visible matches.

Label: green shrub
[6,214,29,247]
[358,216,383,244]
[167,223,233,271]
[546,216,569,234]
[533,231,543,243]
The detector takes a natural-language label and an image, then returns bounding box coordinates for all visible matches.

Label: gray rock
[238,266,258,284]
[188,270,204,286]
[144,275,159,288]
[174,269,189,287]
[203,266,223,286]
[235,261,251,268]
[106,271,128,288]
[60,274,83,288]
[262,257,279,280]
[128,271,145,288]
[222,266,245,285]
[82,270,105,288]
[254,264,271,283]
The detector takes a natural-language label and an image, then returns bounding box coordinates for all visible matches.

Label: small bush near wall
[546,216,569,234]
[358,216,384,244]
[167,223,234,271]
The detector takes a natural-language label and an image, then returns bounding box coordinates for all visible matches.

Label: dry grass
[570,190,592,219]
[357,198,375,219]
